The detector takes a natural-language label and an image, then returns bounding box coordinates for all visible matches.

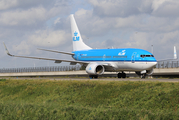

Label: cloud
[12,41,32,55]
[151,0,168,11]
[0,0,64,10]
[0,0,18,10]
[54,17,61,25]
[88,0,140,17]
[0,6,46,26]
[88,0,179,18]
[1,0,179,68]
[0,0,70,27]
[138,0,153,13]
[152,0,179,17]
[28,29,70,47]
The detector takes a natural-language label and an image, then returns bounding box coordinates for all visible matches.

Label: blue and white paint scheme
[70,14,157,78]
[3,14,177,79]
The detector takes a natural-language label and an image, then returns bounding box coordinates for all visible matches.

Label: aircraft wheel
[94,75,98,79]
[89,75,93,79]
[117,73,122,78]
[122,73,126,78]
[89,75,98,79]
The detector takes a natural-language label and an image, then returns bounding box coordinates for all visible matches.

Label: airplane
[3,14,178,79]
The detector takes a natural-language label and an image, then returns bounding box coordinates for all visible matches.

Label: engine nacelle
[86,63,105,75]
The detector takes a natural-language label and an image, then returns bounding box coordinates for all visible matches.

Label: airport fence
[0,61,179,73]
[156,61,179,69]
[0,65,81,73]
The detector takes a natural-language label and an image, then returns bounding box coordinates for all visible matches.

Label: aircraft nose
[153,62,157,67]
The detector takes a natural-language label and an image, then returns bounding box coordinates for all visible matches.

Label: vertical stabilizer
[70,14,92,51]
[174,46,177,59]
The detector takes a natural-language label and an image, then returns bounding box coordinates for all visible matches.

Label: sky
[0,0,179,68]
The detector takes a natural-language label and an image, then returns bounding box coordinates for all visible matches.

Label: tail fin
[70,14,92,51]
[174,46,177,59]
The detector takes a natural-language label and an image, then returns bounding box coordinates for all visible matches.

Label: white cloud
[28,29,70,47]
[0,6,46,26]
[75,8,88,16]
[12,41,32,55]
[151,0,179,17]
[1,0,179,68]
[88,0,140,17]
[88,0,179,18]
[0,0,70,27]
[151,0,169,11]
[0,0,18,10]
[138,0,152,13]
[54,17,61,25]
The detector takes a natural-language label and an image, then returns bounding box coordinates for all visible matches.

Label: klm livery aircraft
[3,14,178,79]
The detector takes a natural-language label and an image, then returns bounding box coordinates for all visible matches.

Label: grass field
[0,78,179,119]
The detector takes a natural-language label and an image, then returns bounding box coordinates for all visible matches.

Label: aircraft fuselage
[72,48,157,71]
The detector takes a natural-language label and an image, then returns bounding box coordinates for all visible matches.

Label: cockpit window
[140,55,154,58]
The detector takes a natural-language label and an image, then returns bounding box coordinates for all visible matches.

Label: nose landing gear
[140,73,147,79]
[117,72,126,78]
[89,75,98,79]
[135,71,147,79]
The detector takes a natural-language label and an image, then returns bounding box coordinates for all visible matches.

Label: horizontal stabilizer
[38,48,74,55]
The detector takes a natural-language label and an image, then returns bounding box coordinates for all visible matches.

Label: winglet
[3,42,13,56]
[174,46,177,59]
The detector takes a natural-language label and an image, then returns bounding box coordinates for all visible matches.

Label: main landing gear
[117,72,126,78]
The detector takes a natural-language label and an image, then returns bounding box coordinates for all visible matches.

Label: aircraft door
[131,52,137,63]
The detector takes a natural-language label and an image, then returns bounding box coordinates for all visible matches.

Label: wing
[3,43,88,65]
[157,46,178,62]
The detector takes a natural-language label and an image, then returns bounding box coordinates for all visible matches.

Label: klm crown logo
[73,31,80,41]
[74,31,78,36]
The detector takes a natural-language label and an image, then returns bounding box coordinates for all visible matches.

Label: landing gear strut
[89,75,98,79]
[141,73,146,79]
[135,71,147,79]
[117,72,126,78]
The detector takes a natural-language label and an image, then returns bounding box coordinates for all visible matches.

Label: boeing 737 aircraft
[3,14,178,79]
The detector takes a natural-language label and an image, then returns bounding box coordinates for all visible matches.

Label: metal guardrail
[0,65,81,73]
[0,61,179,73]
[156,61,179,69]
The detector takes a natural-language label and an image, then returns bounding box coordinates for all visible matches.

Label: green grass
[0,79,179,119]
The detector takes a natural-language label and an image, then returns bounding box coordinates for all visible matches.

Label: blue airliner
[3,14,177,79]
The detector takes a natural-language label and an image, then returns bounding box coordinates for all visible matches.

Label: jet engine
[86,63,105,75]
